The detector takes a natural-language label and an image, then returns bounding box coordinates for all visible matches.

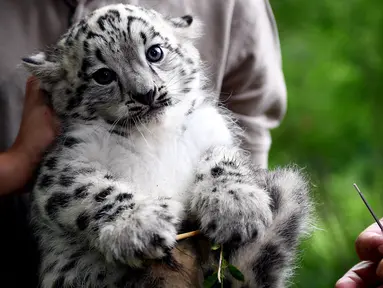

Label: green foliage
[203,244,245,287]
[270,0,383,287]
[228,264,245,282]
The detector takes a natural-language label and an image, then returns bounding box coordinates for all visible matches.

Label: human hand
[10,76,60,167]
[335,220,383,288]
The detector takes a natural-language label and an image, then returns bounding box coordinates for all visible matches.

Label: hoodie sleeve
[221,0,287,168]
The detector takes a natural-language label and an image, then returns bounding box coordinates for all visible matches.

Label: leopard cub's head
[22,4,203,125]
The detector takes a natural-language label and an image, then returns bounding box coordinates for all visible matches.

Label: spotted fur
[23,4,313,288]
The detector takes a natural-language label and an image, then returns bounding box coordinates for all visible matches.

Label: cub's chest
[68,105,233,198]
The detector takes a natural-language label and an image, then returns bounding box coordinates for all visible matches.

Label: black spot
[184,77,195,85]
[174,47,183,58]
[38,174,54,189]
[221,160,236,167]
[182,88,191,94]
[67,96,81,111]
[229,232,242,246]
[42,261,57,274]
[228,190,239,200]
[69,250,83,260]
[162,215,173,222]
[87,106,97,115]
[61,259,77,272]
[45,157,58,170]
[97,18,106,31]
[95,48,106,63]
[212,187,217,193]
[151,234,166,248]
[106,205,127,222]
[278,214,300,247]
[161,253,182,271]
[269,185,282,212]
[109,9,121,20]
[45,193,71,217]
[252,229,258,239]
[116,193,133,202]
[129,203,135,209]
[78,167,95,174]
[76,84,87,97]
[81,58,91,73]
[95,186,114,202]
[211,166,224,178]
[181,15,193,25]
[104,173,114,180]
[253,243,286,287]
[186,99,196,115]
[74,184,91,199]
[129,106,142,113]
[83,40,90,53]
[87,31,102,40]
[227,172,243,177]
[52,275,65,288]
[196,174,204,182]
[94,204,114,220]
[140,32,147,44]
[63,137,81,148]
[76,212,90,230]
[160,203,168,209]
[97,271,106,281]
[207,221,217,232]
[59,174,75,187]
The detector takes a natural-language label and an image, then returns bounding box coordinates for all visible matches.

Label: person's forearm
[0,148,34,196]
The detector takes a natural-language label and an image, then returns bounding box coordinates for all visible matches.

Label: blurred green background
[269,0,383,287]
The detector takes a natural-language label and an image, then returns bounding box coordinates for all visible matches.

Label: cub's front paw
[98,198,183,267]
[192,182,273,245]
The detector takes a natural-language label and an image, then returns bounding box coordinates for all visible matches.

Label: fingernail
[335,278,356,288]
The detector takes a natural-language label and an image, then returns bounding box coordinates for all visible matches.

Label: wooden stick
[176,230,201,241]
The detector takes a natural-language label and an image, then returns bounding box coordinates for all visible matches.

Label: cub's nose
[131,88,156,106]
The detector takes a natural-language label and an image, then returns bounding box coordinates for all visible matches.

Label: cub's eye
[146,45,163,63]
[92,68,117,85]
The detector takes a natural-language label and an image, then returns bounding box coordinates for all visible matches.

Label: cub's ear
[22,52,63,83]
[168,15,203,40]
[169,15,193,28]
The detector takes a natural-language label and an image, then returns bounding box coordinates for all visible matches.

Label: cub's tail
[229,166,314,288]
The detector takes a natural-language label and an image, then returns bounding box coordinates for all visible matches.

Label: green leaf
[221,258,228,270]
[211,243,221,251]
[203,272,218,288]
[228,264,245,282]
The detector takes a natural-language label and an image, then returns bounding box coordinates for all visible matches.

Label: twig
[217,245,223,284]
[353,183,383,232]
[176,230,201,241]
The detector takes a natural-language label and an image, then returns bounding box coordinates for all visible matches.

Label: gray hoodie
[0,0,285,286]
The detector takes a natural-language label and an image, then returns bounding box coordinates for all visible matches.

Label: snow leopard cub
[23,4,312,288]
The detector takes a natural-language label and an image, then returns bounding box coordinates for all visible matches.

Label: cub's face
[23,4,202,125]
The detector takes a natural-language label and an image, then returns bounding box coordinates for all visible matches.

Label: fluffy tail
[229,166,314,288]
